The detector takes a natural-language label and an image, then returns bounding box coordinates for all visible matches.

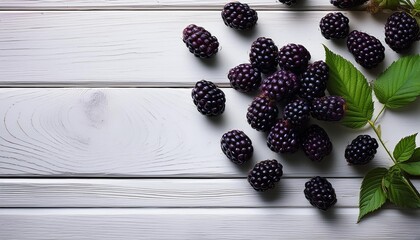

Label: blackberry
[278,44,311,74]
[347,30,385,69]
[320,12,350,39]
[304,176,337,210]
[267,119,300,153]
[248,159,283,192]
[221,2,258,30]
[330,0,368,9]
[228,63,261,92]
[301,125,332,162]
[221,130,253,165]
[311,96,346,121]
[298,61,329,102]
[278,0,296,5]
[246,96,279,132]
[249,37,279,74]
[345,135,378,165]
[191,80,225,116]
[385,12,420,52]
[182,24,219,58]
[283,98,310,126]
[261,69,299,102]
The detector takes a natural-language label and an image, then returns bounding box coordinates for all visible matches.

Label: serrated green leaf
[324,46,374,129]
[385,168,420,208]
[358,168,388,222]
[373,0,400,9]
[399,162,420,176]
[393,134,418,163]
[409,148,420,162]
[415,0,420,10]
[373,55,420,109]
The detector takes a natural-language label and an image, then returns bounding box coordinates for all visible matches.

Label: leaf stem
[368,120,396,164]
[373,105,386,124]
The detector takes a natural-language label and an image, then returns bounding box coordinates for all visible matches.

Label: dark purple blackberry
[246,96,279,132]
[320,12,350,39]
[311,96,346,121]
[221,2,258,30]
[345,135,378,165]
[278,44,311,74]
[385,12,420,52]
[228,63,261,92]
[330,0,367,8]
[301,125,332,162]
[182,24,219,58]
[278,0,296,5]
[221,130,253,165]
[347,30,385,69]
[298,61,329,102]
[283,98,310,126]
[261,69,299,102]
[304,176,337,210]
[249,37,279,74]
[248,159,283,192]
[191,80,225,116]
[267,119,300,153]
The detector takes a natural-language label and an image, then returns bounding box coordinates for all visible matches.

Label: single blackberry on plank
[249,37,279,74]
[248,159,283,192]
[267,119,300,153]
[311,96,346,121]
[261,69,299,102]
[385,11,420,52]
[298,61,329,102]
[191,80,225,116]
[278,0,296,5]
[221,130,253,165]
[345,135,378,165]
[283,98,310,126]
[278,43,311,74]
[330,0,368,9]
[347,30,385,69]
[320,12,350,39]
[228,63,261,92]
[246,96,279,132]
[301,125,332,162]
[221,2,258,30]
[304,176,337,210]
[182,24,219,58]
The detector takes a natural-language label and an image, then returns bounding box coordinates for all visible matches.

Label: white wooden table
[0,1,419,239]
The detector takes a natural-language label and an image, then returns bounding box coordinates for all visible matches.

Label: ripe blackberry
[330,0,367,8]
[345,135,378,165]
[304,176,337,210]
[261,69,299,102]
[278,43,311,74]
[182,24,219,58]
[248,159,283,192]
[311,96,346,121]
[246,96,279,132]
[267,119,300,153]
[283,98,310,126]
[191,80,225,116]
[385,12,420,52]
[221,130,253,165]
[347,30,385,69]
[278,0,296,5]
[228,63,261,92]
[221,2,258,30]
[320,12,350,39]
[301,125,332,162]
[298,61,329,102]
[249,37,279,74]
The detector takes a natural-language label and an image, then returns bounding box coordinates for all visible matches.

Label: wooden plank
[0,11,416,86]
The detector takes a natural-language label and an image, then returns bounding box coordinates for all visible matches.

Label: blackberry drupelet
[221,130,253,165]
[246,96,279,132]
[283,98,310,126]
[261,69,299,102]
[345,135,378,165]
[278,43,311,74]
[221,2,258,30]
[304,176,337,210]
[301,125,332,162]
[191,80,226,116]
[228,63,261,92]
[298,61,329,102]
[248,159,283,192]
[330,0,368,8]
[182,24,219,58]
[385,11,420,52]
[320,12,350,39]
[278,0,296,5]
[249,37,279,74]
[347,30,385,69]
[267,119,300,153]
[311,96,346,121]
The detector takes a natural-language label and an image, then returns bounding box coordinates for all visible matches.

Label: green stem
[373,105,386,124]
[368,120,396,164]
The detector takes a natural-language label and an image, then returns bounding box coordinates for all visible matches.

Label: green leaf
[324,46,374,129]
[408,148,420,162]
[373,55,420,109]
[415,0,420,10]
[399,162,420,176]
[373,0,400,9]
[393,134,418,163]
[358,168,388,222]
[385,168,420,208]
